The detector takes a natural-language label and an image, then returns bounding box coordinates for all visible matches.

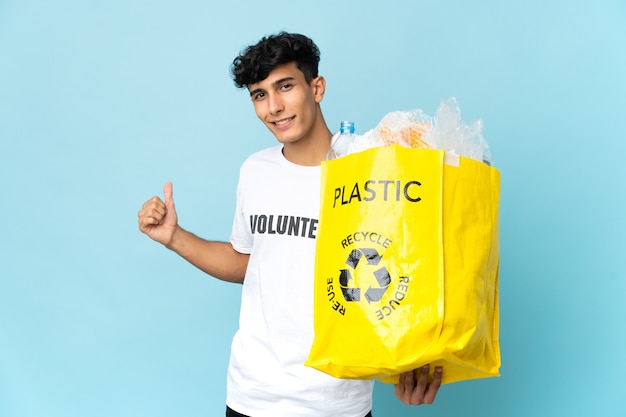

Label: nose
[268,93,284,115]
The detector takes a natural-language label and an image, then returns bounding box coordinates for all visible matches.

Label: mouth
[271,116,295,128]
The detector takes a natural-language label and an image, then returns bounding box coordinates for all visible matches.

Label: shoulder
[238,144,320,184]
[240,145,283,170]
[238,145,290,182]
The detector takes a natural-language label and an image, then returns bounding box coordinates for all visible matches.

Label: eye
[252,92,266,101]
[280,83,293,91]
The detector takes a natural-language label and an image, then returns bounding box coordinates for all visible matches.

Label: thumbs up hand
[138,182,179,246]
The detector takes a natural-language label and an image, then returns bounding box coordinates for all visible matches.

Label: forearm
[165,226,248,283]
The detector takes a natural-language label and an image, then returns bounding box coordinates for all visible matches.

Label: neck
[282,112,332,166]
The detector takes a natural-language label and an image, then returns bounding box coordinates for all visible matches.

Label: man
[138,32,442,417]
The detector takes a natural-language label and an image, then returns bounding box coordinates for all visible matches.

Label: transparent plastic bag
[344,97,493,166]
[423,97,493,165]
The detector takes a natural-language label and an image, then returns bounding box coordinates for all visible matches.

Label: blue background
[1,0,625,416]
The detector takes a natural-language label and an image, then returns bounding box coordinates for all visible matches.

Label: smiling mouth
[272,116,295,127]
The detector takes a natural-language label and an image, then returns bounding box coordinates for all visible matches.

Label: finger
[138,214,157,233]
[138,204,166,222]
[394,371,413,405]
[141,196,165,210]
[164,182,174,208]
[139,214,160,228]
[139,200,166,219]
[410,365,430,405]
[423,366,443,404]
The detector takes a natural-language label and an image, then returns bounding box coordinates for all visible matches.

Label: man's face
[248,62,323,145]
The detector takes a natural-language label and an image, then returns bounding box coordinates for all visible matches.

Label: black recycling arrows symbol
[365,266,392,303]
[339,248,390,302]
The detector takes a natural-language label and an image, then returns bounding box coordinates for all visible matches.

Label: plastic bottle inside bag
[327,121,355,160]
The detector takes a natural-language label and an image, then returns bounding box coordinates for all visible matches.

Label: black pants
[226,405,372,417]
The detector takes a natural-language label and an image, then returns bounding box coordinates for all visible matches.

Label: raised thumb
[163,182,174,207]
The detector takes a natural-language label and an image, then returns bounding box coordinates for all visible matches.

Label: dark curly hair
[231,32,320,89]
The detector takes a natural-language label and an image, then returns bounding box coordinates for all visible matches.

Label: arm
[394,365,443,405]
[166,227,248,283]
[138,182,248,283]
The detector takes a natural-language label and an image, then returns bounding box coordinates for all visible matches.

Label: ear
[312,76,326,103]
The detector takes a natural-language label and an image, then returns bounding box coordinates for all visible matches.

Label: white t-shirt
[228,145,374,417]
